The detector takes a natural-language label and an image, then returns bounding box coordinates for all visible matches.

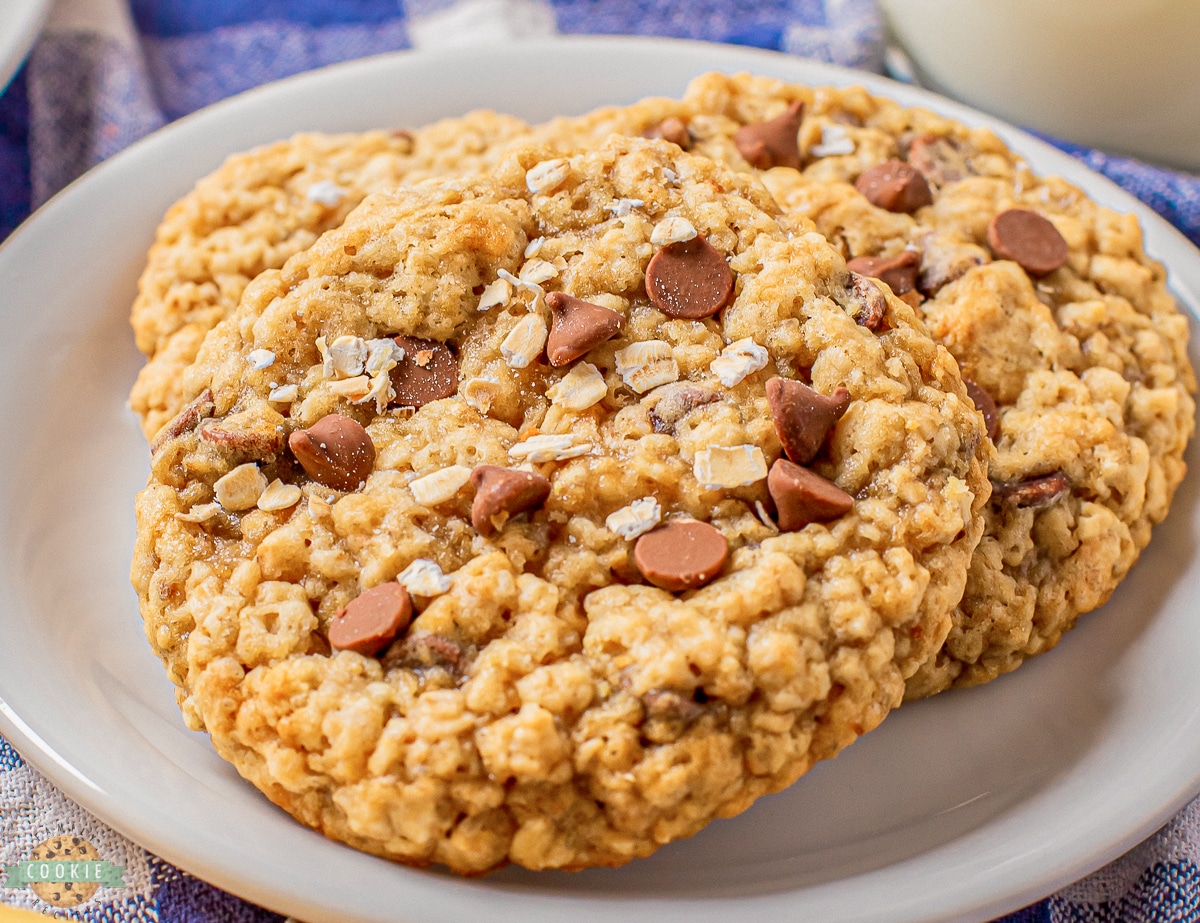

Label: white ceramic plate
[1,36,1198,923]
[0,0,49,90]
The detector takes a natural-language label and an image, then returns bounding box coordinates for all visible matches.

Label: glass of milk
[877,0,1200,171]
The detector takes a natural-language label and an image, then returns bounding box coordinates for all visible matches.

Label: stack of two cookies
[128,73,1194,874]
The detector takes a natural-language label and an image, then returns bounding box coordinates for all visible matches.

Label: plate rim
[0,0,51,91]
[1,34,1198,923]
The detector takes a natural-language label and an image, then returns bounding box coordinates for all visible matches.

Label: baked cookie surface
[131,137,987,872]
[129,112,535,439]
[550,72,1196,696]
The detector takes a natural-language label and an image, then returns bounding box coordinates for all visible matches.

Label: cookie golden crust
[129,112,535,439]
[554,71,1195,697]
[131,137,987,873]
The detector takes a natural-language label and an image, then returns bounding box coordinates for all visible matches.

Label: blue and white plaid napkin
[1,2,1198,921]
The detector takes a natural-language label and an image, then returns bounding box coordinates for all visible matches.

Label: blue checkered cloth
[1,2,1198,921]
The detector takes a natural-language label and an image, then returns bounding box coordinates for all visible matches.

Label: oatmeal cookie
[131,137,988,872]
[129,111,534,439]
[542,72,1196,696]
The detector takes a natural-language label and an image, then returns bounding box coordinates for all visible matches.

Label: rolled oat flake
[634,519,729,592]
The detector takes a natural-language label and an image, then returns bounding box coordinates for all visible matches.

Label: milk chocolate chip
[918,237,986,295]
[766,377,851,464]
[994,471,1070,508]
[382,630,467,676]
[545,292,624,366]
[767,458,854,531]
[470,464,552,536]
[329,583,413,656]
[288,413,376,491]
[733,101,805,170]
[854,160,933,213]
[964,379,1000,442]
[644,116,692,150]
[906,134,971,186]
[151,388,215,454]
[986,209,1069,277]
[846,249,921,296]
[846,272,888,330]
[389,336,459,407]
[634,519,728,592]
[646,235,734,320]
[649,382,719,433]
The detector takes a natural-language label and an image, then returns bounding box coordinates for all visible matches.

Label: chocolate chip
[854,160,933,213]
[389,336,458,408]
[733,101,805,170]
[545,291,624,366]
[288,413,376,491]
[649,382,719,433]
[918,237,986,295]
[906,134,971,186]
[964,379,1000,442]
[645,234,734,319]
[767,458,854,530]
[644,116,692,150]
[381,630,467,675]
[151,388,215,454]
[845,249,921,295]
[766,377,851,464]
[986,209,1069,277]
[846,272,888,330]
[634,519,728,592]
[328,582,413,656]
[994,471,1070,508]
[199,421,287,459]
[470,464,551,536]
[643,688,706,724]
